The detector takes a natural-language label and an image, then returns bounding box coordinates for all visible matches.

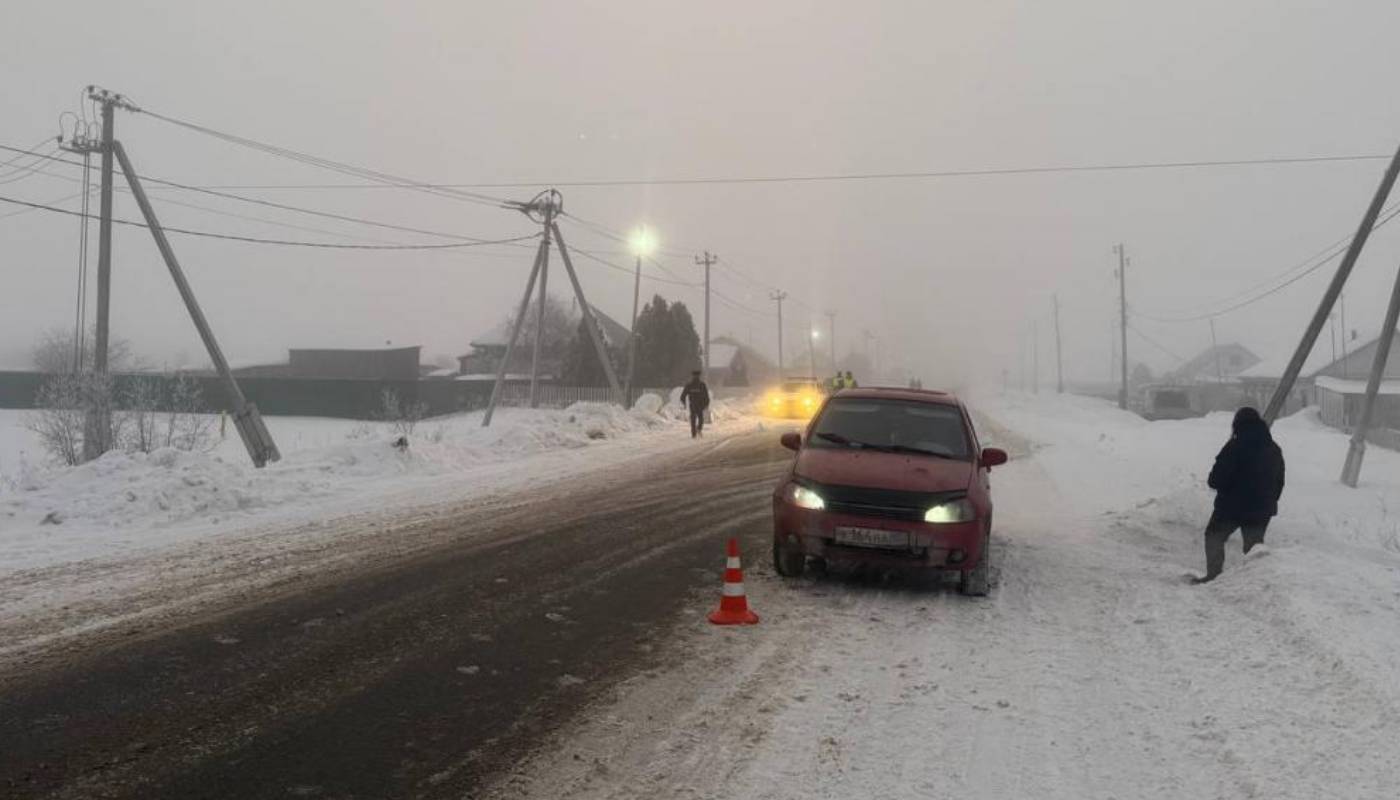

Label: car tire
[959,535,991,597]
[773,542,806,578]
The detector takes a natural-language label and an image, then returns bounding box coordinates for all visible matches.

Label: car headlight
[924,498,975,524]
[785,483,826,511]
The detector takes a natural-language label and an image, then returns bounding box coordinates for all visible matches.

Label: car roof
[830,386,961,407]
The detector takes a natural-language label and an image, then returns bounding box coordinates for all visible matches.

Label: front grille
[826,500,924,522]
[808,481,966,523]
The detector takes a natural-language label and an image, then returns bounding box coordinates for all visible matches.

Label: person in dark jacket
[1193,407,1285,584]
[680,370,711,438]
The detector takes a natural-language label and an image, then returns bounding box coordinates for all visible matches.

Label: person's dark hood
[1232,407,1272,443]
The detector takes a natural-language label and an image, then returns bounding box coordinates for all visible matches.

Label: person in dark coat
[1192,407,1285,584]
[680,370,711,438]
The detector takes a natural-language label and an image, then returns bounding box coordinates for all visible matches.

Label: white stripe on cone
[726,557,741,569]
[723,582,746,597]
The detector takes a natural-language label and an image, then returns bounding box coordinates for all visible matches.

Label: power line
[0,143,523,245]
[1128,322,1187,363]
[1134,202,1400,323]
[170,152,1395,191]
[0,194,540,251]
[134,106,513,209]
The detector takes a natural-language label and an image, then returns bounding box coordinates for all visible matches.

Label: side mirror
[981,447,1008,468]
[780,432,802,451]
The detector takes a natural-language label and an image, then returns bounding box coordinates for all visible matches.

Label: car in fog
[771,387,1007,595]
[761,377,828,419]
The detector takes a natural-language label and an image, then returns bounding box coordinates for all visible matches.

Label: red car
[772,387,1008,595]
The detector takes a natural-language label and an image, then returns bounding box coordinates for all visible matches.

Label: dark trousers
[689,406,706,437]
[1203,512,1269,579]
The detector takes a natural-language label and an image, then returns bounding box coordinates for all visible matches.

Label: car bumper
[772,499,986,570]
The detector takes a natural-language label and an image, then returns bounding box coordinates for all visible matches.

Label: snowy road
[5,394,1400,799]
[0,429,794,800]
[490,397,1400,800]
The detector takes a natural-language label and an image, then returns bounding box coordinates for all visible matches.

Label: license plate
[833,526,910,550]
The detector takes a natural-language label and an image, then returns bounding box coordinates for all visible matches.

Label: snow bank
[0,394,756,570]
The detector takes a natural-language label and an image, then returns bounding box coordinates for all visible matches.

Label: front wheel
[773,542,806,577]
[958,535,991,597]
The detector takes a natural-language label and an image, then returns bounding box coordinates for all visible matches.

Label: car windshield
[809,398,971,460]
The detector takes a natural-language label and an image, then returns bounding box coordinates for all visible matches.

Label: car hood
[794,446,973,493]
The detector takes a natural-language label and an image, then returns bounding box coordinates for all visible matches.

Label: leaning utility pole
[114,142,280,466]
[1053,294,1064,393]
[1342,261,1400,486]
[483,190,621,427]
[770,290,788,376]
[1265,140,1400,424]
[696,251,717,381]
[1115,244,1128,410]
[64,88,280,466]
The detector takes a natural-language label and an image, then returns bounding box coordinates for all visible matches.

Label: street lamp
[624,226,656,407]
[809,328,820,379]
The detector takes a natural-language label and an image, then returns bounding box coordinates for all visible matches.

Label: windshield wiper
[815,432,854,446]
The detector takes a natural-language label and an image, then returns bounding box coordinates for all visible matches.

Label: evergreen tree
[561,317,616,387]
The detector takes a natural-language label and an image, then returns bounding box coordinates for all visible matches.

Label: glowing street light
[625,226,657,407]
[629,226,657,257]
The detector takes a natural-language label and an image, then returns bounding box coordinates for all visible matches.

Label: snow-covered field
[0,393,754,571]
[495,391,1400,800]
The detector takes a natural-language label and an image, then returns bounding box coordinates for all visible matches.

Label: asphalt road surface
[0,429,792,800]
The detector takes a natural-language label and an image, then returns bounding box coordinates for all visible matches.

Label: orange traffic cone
[709,538,760,625]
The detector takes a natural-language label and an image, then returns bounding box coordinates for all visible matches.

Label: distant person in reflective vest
[1192,407,1285,584]
[830,372,844,392]
[843,371,858,389]
[680,370,711,438]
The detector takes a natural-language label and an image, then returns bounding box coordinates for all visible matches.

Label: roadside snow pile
[979,389,1400,714]
[0,394,755,568]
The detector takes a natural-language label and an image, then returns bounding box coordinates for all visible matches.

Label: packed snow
[494,390,1400,800]
[0,392,755,571]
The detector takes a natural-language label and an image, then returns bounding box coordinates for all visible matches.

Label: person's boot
[1190,573,1218,585]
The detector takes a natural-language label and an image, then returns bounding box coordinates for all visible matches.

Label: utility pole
[825,310,837,372]
[1115,244,1128,410]
[1342,262,1400,486]
[79,89,120,460]
[808,326,818,379]
[484,190,620,426]
[528,204,554,408]
[1340,292,1349,378]
[1032,320,1040,394]
[770,291,787,376]
[1053,294,1064,393]
[1209,317,1225,382]
[696,251,717,381]
[1265,139,1400,423]
[624,247,642,408]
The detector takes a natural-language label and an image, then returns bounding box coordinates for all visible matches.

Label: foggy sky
[5,0,1400,387]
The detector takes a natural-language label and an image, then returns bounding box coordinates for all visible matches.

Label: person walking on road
[1192,407,1285,584]
[681,370,711,438]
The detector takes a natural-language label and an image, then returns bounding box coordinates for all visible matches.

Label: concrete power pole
[696,251,717,381]
[1032,320,1040,394]
[1115,244,1129,410]
[1264,139,1400,424]
[82,90,119,460]
[1342,265,1400,486]
[770,291,788,376]
[1053,294,1064,393]
[624,248,642,408]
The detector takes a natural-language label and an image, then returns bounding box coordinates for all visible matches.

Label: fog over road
[0,430,791,800]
